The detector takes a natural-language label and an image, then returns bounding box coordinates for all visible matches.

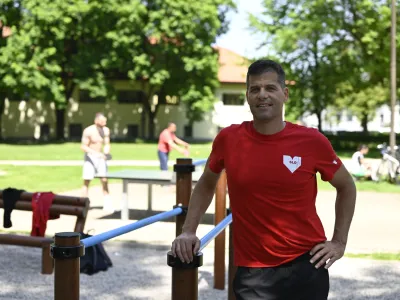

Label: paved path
[1,243,399,300]
[0,160,175,167]
[2,182,400,253]
[0,181,399,299]
[0,158,372,167]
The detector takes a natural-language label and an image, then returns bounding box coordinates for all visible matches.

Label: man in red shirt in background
[157,122,190,171]
[171,60,357,299]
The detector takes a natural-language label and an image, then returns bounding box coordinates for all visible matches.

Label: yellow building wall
[1,81,247,140]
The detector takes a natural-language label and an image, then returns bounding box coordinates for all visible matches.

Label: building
[301,104,400,133]
[1,47,254,141]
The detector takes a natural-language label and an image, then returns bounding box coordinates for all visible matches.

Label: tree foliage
[0,0,234,140]
[250,0,400,132]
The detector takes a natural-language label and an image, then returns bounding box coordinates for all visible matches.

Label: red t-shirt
[158,129,176,153]
[208,121,342,267]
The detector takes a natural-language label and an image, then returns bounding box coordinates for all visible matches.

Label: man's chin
[253,114,275,122]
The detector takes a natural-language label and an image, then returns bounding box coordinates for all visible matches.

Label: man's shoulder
[218,122,246,135]
[83,125,95,134]
[103,127,110,135]
[288,122,325,139]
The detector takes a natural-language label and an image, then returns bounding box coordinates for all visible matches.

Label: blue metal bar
[199,214,232,252]
[82,207,183,248]
[193,159,207,166]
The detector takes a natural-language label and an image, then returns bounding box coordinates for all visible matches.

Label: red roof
[215,46,248,84]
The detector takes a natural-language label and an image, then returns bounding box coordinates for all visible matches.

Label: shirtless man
[81,113,113,212]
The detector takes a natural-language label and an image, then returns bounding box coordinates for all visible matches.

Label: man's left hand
[309,240,346,269]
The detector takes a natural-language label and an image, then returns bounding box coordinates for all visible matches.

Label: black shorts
[233,252,329,300]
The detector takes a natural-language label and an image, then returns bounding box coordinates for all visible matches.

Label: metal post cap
[167,251,203,269]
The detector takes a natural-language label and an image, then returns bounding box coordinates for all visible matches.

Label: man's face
[95,116,107,127]
[362,148,369,155]
[169,124,177,132]
[246,72,289,122]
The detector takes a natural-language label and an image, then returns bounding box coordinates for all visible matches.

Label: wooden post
[170,158,200,300]
[51,232,84,300]
[228,216,236,300]
[214,170,227,290]
[42,243,54,274]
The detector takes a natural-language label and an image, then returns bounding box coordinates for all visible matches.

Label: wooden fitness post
[168,158,202,300]
[214,170,227,290]
[228,212,236,300]
[51,232,84,300]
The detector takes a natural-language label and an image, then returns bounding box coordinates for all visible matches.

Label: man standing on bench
[81,113,114,213]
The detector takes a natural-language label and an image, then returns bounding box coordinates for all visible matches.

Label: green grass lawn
[345,252,400,261]
[0,165,157,193]
[1,165,399,193]
[0,142,365,160]
[0,142,212,161]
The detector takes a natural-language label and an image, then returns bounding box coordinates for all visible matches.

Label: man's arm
[103,127,111,155]
[174,136,189,148]
[171,161,221,262]
[167,139,188,155]
[310,165,357,268]
[329,165,357,245]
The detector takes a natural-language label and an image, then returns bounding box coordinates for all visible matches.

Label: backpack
[79,232,113,275]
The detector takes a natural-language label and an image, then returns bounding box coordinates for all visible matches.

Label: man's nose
[258,88,269,99]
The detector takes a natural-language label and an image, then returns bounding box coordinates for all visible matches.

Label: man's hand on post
[171,232,200,263]
[309,240,346,269]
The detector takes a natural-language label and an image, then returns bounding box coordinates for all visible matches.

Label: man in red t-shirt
[157,122,190,170]
[171,60,357,299]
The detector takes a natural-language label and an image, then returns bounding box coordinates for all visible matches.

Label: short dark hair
[95,112,105,119]
[358,144,369,151]
[246,59,286,89]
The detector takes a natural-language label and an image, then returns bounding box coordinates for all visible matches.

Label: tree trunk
[0,96,5,141]
[55,108,65,140]
[361,113,369,134]
[316,110,323,132]
[147,110,156,140]
[140,108,146,139]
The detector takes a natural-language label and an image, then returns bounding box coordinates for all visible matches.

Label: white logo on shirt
[283,155,302,173]
[333,160,337,164]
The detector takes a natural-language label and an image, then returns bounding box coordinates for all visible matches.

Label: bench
[0,190,90,275]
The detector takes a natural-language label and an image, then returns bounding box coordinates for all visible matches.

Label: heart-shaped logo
[283,155,302,173]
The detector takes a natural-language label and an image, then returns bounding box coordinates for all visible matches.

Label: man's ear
[283,87,289,103]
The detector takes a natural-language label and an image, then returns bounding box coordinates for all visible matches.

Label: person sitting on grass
[350,144,378,181]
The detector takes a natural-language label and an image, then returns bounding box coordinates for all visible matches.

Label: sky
[215,0,268,59]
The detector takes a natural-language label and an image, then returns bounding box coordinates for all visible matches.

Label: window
[40,124,50,140]
[7,92,30,102]
[347,111,353,121]
[336,112,341,123]
[184,125,193,138]
[222,93,245,105]
[69,123,83,139]
[117,90,145,104]
[79,90,106,103]
[380,114,384,126]
[127,124,139,139]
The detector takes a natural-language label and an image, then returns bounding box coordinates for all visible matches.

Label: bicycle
[375,143,400,184]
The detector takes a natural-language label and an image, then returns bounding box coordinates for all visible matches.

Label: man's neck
[253,118,286,135]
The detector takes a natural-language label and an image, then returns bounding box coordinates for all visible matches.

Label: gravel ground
[0,242,399,300]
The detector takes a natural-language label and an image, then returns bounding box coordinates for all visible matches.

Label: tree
[249,0,343,131]
[0,0,126,140]
[329,0,398,133]
[107,0,235,139]
[0,0,51,140]
[250,0,400,133]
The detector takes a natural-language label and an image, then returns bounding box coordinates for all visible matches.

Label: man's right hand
[171,232,200,263]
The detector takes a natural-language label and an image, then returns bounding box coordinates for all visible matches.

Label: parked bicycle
[375,143,400,184]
